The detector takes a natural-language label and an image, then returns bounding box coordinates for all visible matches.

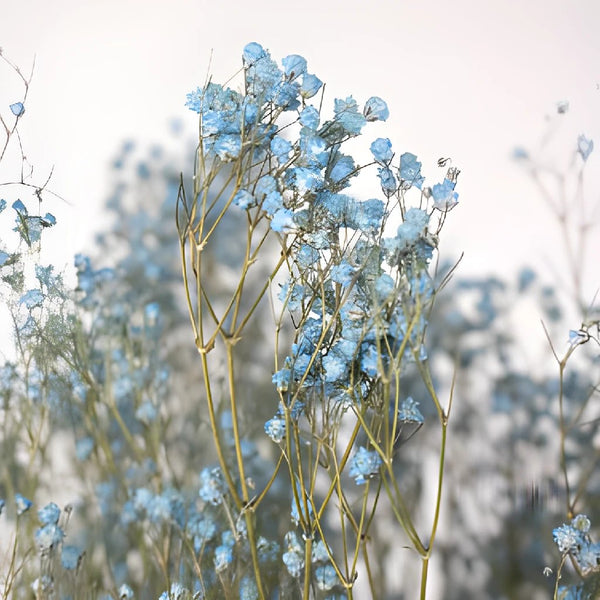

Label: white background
[1,0,599,295]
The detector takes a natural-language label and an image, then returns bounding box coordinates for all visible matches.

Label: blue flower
[35,523,65,550]
[61,545,82,570]
[38,502,61,525]
[364,96,389,121]
[300,73,323,99]
[272,367,291,391]
[10,102,25,117]
[243,42,267,64]
[553,523,583,554]
[577,134,594,161]
[0,499,4,516]
[263,190,284,215]
[270,136,293,163]
[283,545,304,578]
[329,154,355,183]
[315,564,339,591]
[370,138,393,165]
[282,54,307,80]
[349,447,382,484]
[213,134,242,160]
[431,178,459,211]
[299,106,320,129]
[255,175,278,201]
[398,397,424,423]
[233,189,255,210]
[214,543,233,573]
[16,493,32,515]
[158,582,189,600]
[378,167,397,196]
[330,261,355,287]
[399,152,425,189]
[265,416,286,443]
[199,467,226,505]
[271,208,295,233]
[334,97,366,135]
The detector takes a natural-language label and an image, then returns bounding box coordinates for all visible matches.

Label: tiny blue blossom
[270,136,293,163]
[35,523,65,550]
[283,548,304,578]
[10,102,25,117]
[271,208,295,233]
[16,493,32,515]
[199,467,226,505]
[378,167,397,196]
[38,502,61,525]
[243,42,267,64]
[363,96,389,121]
[300,73,323,99]
[0,499,4,516]
[20,289,44,309]
[315,564,339,591]
[398,397,424,423]
[400,152,425,189]
[334,97,366,135]
[370,138,393,165]
[265,416,286,443]
[431,178,459,211]
[282,54,307,80]
[118,584,134,599]
[349,447,382,485]
[61,545,82,570]
[214,543,233,573]
[300,106,320,129]
[233,189,255,210]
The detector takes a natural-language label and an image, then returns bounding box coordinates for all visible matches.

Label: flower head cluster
[553,514,600,574]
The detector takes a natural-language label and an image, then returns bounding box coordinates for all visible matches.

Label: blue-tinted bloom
[61,545,82,570]
[330,261,355,287]
[315,564,339,591]
[300,73,323,99]
[289,166,323,194]
[265,416,286,443]
[233,189,255,210]
[214,543,233,573]
[431,178,459,211]
[553,518,586,553]
[360,342,380,377]
[199,467,226,505]
[239,576,259,600]
[16,493,32,515]
[378,167,397,196]
[300,106,320,129]
[255,175,277,200]
[0,199,5,213]
[0,499,4,516]
[271,136,293,163]
[283,547,304,577]
[375,273,395,303]
[399,152,425,189]
[282,54,307,80]
[10,102,25,117]
[271,208,295,233]
[272,367,291,391]
[568,329,588,348]
[334,97,366,135]
[349,447,382,484]
[577,134,594,161]
[158,582,189,600]
[312,540,330,563]
[136,400,158,425]
[243,42,267,64]
[275,81,301,110]
[35,523,65,550]
[213,134,242,160]
[19,290,44,309]
[398,397,424,423]
[262,190,283,215]
[364,96,389,121]
[329,154,355,183]
[38,502,61,525]
[370,138,393,165]
[12,199,27,215]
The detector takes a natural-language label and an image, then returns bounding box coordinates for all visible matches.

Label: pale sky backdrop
[2,0,599,299]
